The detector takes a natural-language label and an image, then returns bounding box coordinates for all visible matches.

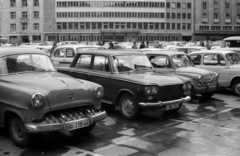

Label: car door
[201,54,230,87]
[148,55,175,74]
[88,55,111,102]
[69,54,93,80]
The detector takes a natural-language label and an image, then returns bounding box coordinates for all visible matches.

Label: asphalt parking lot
[1,90,240,156]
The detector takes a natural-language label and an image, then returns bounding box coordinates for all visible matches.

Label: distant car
[142,50,219,99]
[189,50,240,96]
[34,45,52,56]
[176,46,207,54]
[51,44,101,67]
[57,49,192,120]
[0,47,106,147]
[219,36,240,56]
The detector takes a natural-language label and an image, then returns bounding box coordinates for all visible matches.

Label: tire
[119,94,139,120]
[8,115,32,148]
[190,87,196,101]
[232,80,240,96]
[201,91,215,99]
[74,122,96,134]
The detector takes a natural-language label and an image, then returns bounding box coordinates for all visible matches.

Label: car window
[203,54,226,66]
[225,53,240,65]
[149,55,172,68]
[190,54,202,65]
[54,48,66,57]
[66,49,75,58]
[74,54,92,69]
[92,55,109,72]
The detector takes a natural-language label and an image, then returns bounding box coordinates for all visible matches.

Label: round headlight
[187,82,192,90]
[152,86,158,94]
[94,86,104,98]
[31,93,44,108]
[199,76,204,83]
[145,86,158,95]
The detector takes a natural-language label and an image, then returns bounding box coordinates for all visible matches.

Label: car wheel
[190,87,196,101]
[232,80,240,96]
[119,94,139,120]
[201,91,215,99]
[8,115,32,148]
[73,123,96,136]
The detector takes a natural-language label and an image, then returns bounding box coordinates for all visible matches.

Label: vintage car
[0,47,106,147]
[219,36,240,56]
[189,50,240,96]
[51,44,101,67]
[57,49,192,120]
[141,50,219,99]
[176,46,207,54]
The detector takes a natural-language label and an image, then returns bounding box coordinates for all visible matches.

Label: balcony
[213,19,219,23]
[201,19,208,23]
[225,19,231,23]
[20,18,29,23]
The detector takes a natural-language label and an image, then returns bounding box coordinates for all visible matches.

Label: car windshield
[112,55,153,73]
[0,54,56,75]
[172,54,193,68]
[225,53,240,65]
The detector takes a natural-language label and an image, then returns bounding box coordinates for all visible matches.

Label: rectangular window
[127,23,131,29]
[34,11,39,19]
[166,2,170,8]
[121,22,125,29]
[177,13,181,19]
[92,22,96,29]
[98,22,102,29]
[57,23,62,29]
[214,1,218,9]
[10,12,16,19]
[182,13,186,19]
[171,2,176,8]
[138,23,142,29]
[34,0,39,6]
[132,23,136,29]
[182,2,186,9]
[149,23,153,29]
[187,23,191,29]
[22,23,28,30]
[109,22,113,29]
[22,12,28,19]
[86,22,90,29]
[172,23,175,29]
[167,23,170,29]
[187,13,191,19]
[177,3,181,8]
[203,2,207,9]
[34,23,39,30]
[226,13,230,19]
[177,23,181,29]
[237,3,240,10]
[115,22,119,29]
[10,24,16,31]
[10,0,16,7]
[182,23,186,30]
[160,23,165,29]
[172,13,175,19]
[187,3,191,9]
[69,22,73,29]
[144,23,148,29]
[167,13,170,19]
[155,23,159,29]
[22,0,27,7]
[62,23,67,29]
[104,22,108,29]
[214,13,218,19]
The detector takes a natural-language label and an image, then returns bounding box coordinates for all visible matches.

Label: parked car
[57,49,192,120]
[0,47,106,147]
[176,46,207,54]
[142,50,218,99]
[51,44,101,67]
[219,36,240,56]
[189,50,240,96]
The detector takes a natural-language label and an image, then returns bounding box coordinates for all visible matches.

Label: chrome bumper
[24,110,107,133]
[139,96,191,107]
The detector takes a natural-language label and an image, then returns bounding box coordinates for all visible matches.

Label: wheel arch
[114,89,136,108]
[4,111,20,129]
[230,76,240,87]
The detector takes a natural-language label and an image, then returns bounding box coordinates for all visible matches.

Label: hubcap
[12,118,25,141]
[235,83,240,95]
[122,99,134,115]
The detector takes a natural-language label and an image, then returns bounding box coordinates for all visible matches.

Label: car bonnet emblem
[67,93,76,100]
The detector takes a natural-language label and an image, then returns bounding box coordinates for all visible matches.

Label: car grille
[157,84,182,101]
[43,107,95,124]
[204,76,217,86]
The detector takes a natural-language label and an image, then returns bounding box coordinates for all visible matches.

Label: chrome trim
[101,99,113,104]
[139,96,191,107]
[24,110,107,133]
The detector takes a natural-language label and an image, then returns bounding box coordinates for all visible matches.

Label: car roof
[178,46,206,49]
[56,44,101,48]
[77,49,146,56]
[142,50,185,56]
[0,47,47,56]
[189,50,235,55]
[223,36,240,41]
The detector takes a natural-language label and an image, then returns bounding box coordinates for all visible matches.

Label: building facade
[193,0,240,41]
[0,0,44,44]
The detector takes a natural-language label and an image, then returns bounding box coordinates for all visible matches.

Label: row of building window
[10,11,39,19]
[56,1,192,9]
[56,22,191,30]
[199,26,240,31]
[56,12,191,19]
[10,0,39,7]
[203,1,240,10]
[10,23,40,31]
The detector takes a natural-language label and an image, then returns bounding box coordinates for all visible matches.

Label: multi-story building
[44,0,194,42]
[0,0,44,44]
[193,0,240,41]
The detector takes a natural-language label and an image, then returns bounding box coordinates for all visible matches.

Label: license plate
[66,118,89,131]
[165,103,180,111]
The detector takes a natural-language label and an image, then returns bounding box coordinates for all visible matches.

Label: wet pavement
[1,90,240,156]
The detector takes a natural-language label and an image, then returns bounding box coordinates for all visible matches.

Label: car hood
[1,72,91,110]
[116,71,186,86]
[176,67,215,77]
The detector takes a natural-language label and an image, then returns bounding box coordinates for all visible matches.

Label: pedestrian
[108,42,114,49]
[50,41,57,54]
[132,42,138,49]
[145,41,149,48]
[139,41,145,49]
